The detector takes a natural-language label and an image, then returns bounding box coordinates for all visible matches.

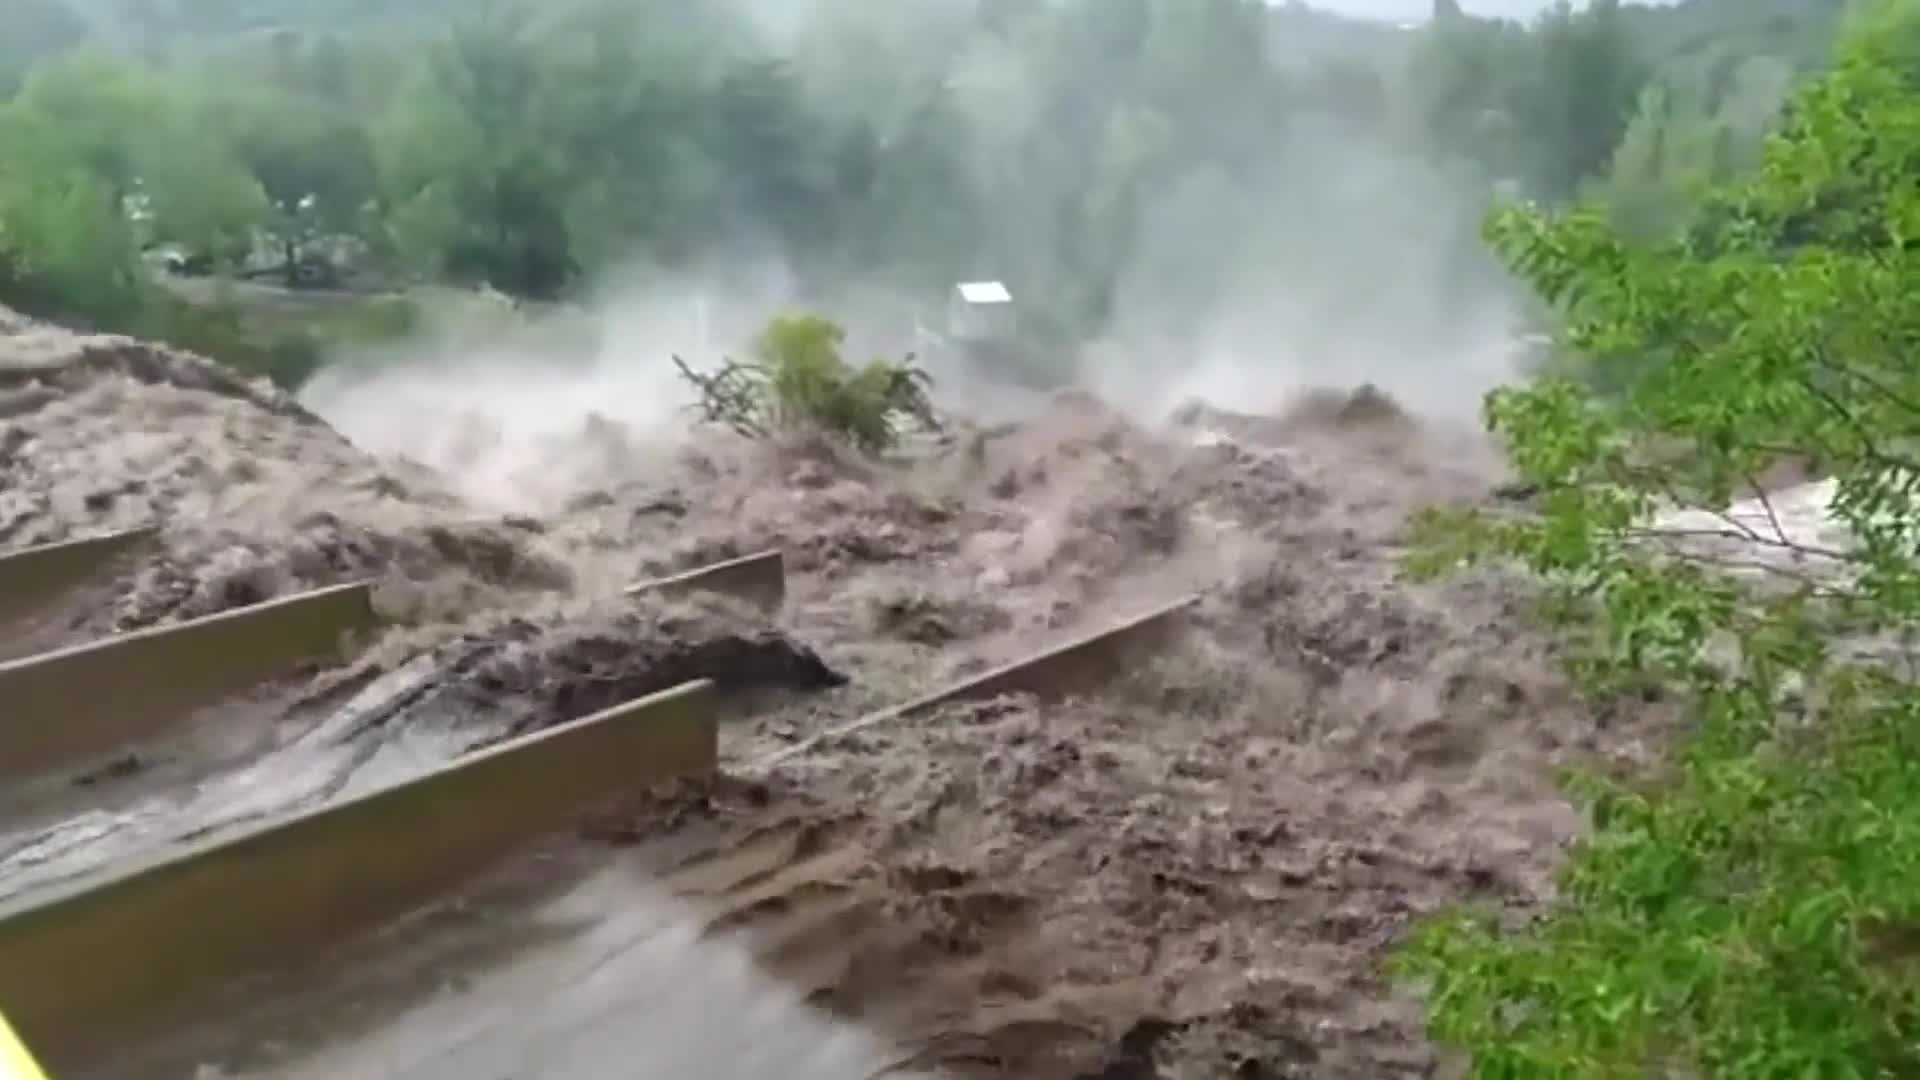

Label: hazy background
[1326,0,1677,19]
[0,0,1845,500]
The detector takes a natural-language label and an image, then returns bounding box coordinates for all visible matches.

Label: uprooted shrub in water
[674,312,939,455]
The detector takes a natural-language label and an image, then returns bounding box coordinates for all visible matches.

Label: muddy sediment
[0,303,1674,1078]
[586,395,1669,1079]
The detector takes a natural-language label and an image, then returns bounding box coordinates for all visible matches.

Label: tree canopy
[1400,0,1920,1073]
[0,0,1852,369]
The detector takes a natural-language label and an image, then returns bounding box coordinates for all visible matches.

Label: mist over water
[300,286,709,513]
[296,0,1537,513]
[302,155,1526,507]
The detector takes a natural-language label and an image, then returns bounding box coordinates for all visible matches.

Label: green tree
[1403,11,1535,183]
[844,89,984,287]
[1518,0,1650,200]
[200,87,376,282]
[0,160,145,327]
[9,50,163,207]
[1404,0,1651,202]
[6,50,272,265]
[1597,46,1795,241]
[373,10,579,297]
[1398,2,1920,1075]
[698,58,838,257]
[134,130,271,269]
[533,4,715,269]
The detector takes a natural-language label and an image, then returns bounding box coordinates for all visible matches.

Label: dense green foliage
[0,0,1849,386]
[1398,1,1920,1073]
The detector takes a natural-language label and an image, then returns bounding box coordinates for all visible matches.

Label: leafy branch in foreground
[674,312,940,455]
[1395,2,1920,1076]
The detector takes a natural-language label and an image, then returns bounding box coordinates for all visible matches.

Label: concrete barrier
[0,582,379,783]
[0,680,718,1068]
[0,528,156,634]
[625,550,785,614]
[756,594,1200,769]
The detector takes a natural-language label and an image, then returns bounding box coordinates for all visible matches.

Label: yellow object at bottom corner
[0,1013,47,1080]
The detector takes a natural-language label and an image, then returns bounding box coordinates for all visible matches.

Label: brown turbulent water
[0,306,1684,1079]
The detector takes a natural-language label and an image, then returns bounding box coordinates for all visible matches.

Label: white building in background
[909,279,1016,355]
[948,280,1016,342]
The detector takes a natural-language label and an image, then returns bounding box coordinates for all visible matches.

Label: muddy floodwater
[97,847,930,1080]
[1,306,1688,1078]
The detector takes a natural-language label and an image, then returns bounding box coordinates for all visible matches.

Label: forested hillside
[0,0,1849,387]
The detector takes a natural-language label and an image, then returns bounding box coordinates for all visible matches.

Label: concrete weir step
[0,539,1190,1074]
[0,582,380,784]
[756,593,1201,770]
[0,680,719,1071]
[0,529,156,645]
[0,548,785,1069]
[0,544,784,786]
[626,549,786,614]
